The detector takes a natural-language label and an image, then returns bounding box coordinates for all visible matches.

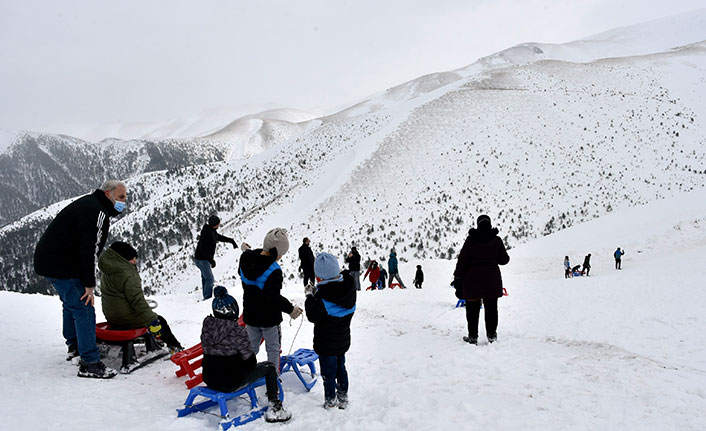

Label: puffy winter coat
[345,250,361,271]
[453,227,510,300]
[98,247,157,328]
[239,249,294,327]
[201,315,256,392]
[298,244,315,274]
[415,268,424,283]
[34,189,119,287]
[305,271,356,356]
[388,252,399,274]
[363,264,380,284]
[194,224,235,265]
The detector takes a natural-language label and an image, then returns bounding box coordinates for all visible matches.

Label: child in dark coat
[414,265,424,289]
[201,286,291,423]
[305,252,356,409]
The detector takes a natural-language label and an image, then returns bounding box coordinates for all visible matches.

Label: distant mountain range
[1,10,705,294]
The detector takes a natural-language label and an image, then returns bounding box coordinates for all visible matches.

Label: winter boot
[323,398,338,409]
[264,400,291,423]
[336,391,349,409]
[488,333,497,343]
[463,336,478,345]
[66,345,79,361]
[77,360,117,379]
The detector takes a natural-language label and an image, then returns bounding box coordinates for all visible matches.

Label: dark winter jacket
[379,268,388,284]
[453,227,509,300]
[305,271,356,356]
[194,224,235,265]
[582,255,591,267]
[415,268,424,283]
[614,249,624,260]
[345,250,361,271]
[34,189,119,287]
[201,315,256,393]
[388,252,399,274]
[98,247,157,328]
[298,243,315,275]
[239,249,294,327]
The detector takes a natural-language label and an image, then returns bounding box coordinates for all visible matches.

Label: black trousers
[242,361,279,402]
[157,315,183,349]
[615,259,621,269]
[465,298,498,339]
[302,269,315,286]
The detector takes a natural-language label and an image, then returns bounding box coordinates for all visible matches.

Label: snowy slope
[1,188,705,430]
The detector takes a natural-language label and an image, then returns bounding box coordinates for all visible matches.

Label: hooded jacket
[194,224,235,265]
[201,315,256,392]
[98,247,157,328]
[363,263,380,284]
[345,249,361,271]
[388,252,399,274]
[298,243,315,274]
[453,227,510,300]
[305,271,356,356]
[34,189,119,287]
[239,249,294,327]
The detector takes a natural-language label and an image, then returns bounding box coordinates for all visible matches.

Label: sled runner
[177,377,285,430]
[279,348,318,391]
[171,343,205,388]
[95,322,168,374]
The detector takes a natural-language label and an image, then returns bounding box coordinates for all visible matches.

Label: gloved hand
[149,318,163,339]
[241,242,251,251]
[289,306,303,320]
[210,260,216,268]
[304,282,316,297]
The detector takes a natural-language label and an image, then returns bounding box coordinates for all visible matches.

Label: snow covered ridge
[2,12,706,295]
[2,187,706,430]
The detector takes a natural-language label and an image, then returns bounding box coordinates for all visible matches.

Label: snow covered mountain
[1,10,705,295]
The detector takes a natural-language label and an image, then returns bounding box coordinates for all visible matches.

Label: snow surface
[2,189,705,430]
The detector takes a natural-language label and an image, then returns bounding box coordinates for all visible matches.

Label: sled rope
[287,314,305,357]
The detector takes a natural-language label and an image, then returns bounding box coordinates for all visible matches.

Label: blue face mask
[114,200,126,213]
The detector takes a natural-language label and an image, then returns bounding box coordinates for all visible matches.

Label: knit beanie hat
[263,228,289,258]
[315,252,341,280]
[477,214,491,229]
[212,285,239,319]
[110,241,137,261]
[208,215,221,227]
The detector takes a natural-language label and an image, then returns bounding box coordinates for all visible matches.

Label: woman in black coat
[453,215,510,344]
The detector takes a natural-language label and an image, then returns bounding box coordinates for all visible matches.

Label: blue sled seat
[279,348,318,391]
[177,377,284,430]
[455,299,466,308]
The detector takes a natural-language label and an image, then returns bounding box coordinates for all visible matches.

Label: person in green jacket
[98,241,183,352]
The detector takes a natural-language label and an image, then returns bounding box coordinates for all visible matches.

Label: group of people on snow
[33,180,512,419]
[564,247,625,278]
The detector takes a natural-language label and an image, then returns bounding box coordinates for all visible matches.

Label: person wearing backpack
[614,247,625,269]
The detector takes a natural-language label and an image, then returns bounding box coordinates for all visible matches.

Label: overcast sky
[1,0,703,137]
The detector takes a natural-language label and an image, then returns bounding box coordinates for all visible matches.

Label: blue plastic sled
[280,348,318,391]
[177,377,284,430]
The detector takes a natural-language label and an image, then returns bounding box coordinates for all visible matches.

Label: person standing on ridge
[194,215,237,301]
[564,256,572,279]
[298,237,316,287]
[414,265,424,289]
[34,179,128,379]
[582,253,592,276]
[614,247,625,270]
[387,249,407,289]
[345,246,361,291]
[453,215,510,345]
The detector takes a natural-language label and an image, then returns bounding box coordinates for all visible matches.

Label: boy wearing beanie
[305,252,356,409]
[201,286,291,423]
[99,241,183,353]
[239,228,303,370]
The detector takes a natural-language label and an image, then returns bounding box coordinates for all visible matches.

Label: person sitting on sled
[201,286,291,423]
[99,241,183,354]
[363,260,380,290]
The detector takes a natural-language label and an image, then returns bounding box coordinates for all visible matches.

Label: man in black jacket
[239,228,302,370]
[34,180,127,379]
[344,246,361,291]
[194,215,236,300]
[298,237,315,286]
[305,252,356,409]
